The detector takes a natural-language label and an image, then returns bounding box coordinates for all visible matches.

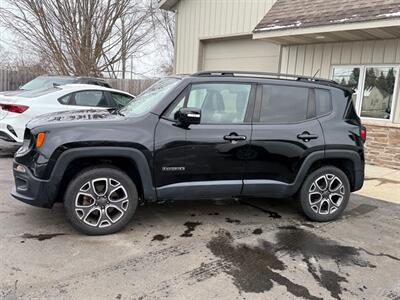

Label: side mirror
[175,107,201,127]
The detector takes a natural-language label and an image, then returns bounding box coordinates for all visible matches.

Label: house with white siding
[160,0,400,169]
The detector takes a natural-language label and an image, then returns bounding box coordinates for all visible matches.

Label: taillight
[360,126,367,143]
[0,103,29,113]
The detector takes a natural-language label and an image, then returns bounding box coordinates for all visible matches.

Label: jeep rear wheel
[64,166,138,235]
[298,166,350,222]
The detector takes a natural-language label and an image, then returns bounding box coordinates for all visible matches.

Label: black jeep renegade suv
[11,71,365,235]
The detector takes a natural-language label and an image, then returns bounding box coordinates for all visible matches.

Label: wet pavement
[0,142,399,299]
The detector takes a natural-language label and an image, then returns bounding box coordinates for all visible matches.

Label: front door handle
[224,134,247,141]
[297,132,319,142]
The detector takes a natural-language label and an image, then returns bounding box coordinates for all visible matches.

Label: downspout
[277,43,283,74]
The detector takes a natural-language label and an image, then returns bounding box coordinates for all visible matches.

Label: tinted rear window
[344,95,360,121]
[259,85,309,123]
[315,89,332,116]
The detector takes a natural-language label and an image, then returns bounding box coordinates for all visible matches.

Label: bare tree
[150,0,175,75]
[0,0,154,77]
[151,3,175,48]
[0,44,10,67]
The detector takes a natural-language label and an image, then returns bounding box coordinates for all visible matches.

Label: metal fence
[0,69,157,95]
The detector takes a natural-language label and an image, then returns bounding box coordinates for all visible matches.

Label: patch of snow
[330,18,351,23]
[255,20,302,32]
[378,11,400,18]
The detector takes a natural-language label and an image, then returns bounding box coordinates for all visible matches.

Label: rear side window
[344,94,360,121]
[315,89,332,116]
[259,85,309,123]
[73,91,108,107]
[58,94,70,105]
[110,92,134,107]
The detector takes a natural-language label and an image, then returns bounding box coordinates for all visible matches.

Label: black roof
[190,71,354,96]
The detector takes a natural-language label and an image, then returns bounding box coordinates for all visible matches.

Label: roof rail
[191,70,353,95]
[192,70,334,83]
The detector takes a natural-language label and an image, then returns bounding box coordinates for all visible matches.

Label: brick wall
[364,121,400,170]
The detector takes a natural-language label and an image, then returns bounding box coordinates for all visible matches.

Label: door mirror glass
[176,107,201,127]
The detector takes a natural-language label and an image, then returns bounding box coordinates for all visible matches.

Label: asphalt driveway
[0,142,399,300]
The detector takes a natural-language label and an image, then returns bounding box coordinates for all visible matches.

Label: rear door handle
[224,134,247,141]
[297,132,319,141]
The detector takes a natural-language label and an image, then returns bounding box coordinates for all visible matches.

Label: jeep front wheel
[64,166,138,235]
[298,166,350,222]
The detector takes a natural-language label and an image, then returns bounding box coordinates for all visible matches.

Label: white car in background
[0,84,135,143]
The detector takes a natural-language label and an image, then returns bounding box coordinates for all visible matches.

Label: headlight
[14,164,26,173]
[16,129,33,156]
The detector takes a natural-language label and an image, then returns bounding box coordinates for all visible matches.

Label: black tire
[64,166,138,235]
[298,166,350,222]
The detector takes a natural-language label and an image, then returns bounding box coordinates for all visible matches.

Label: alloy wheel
[308,174,345,215]
[74,177,129,228]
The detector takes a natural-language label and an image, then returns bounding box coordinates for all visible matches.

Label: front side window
[332,65,399,120]
[165,83,251,124]
[259,85,309,123]
[73,91,108,107]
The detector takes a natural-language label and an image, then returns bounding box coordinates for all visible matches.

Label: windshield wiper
[107,107,125,116]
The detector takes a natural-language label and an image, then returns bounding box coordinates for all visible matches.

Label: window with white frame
[332,65,399,120]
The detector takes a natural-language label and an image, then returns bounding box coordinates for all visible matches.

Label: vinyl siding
[174,0,277,74]
[280,38,400,122]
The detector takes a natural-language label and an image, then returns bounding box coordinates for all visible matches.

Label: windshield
[21,76,75,90]
[119,77,181,116]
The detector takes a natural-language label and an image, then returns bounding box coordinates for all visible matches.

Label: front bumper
[11,162,56,208]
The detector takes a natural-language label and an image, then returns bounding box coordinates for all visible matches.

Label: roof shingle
[254,0,400,32]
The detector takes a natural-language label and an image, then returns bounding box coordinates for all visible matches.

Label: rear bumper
[0,122,23,143]
[353,169,365,192]
[11,162,55,208]
[0,130,17,142]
